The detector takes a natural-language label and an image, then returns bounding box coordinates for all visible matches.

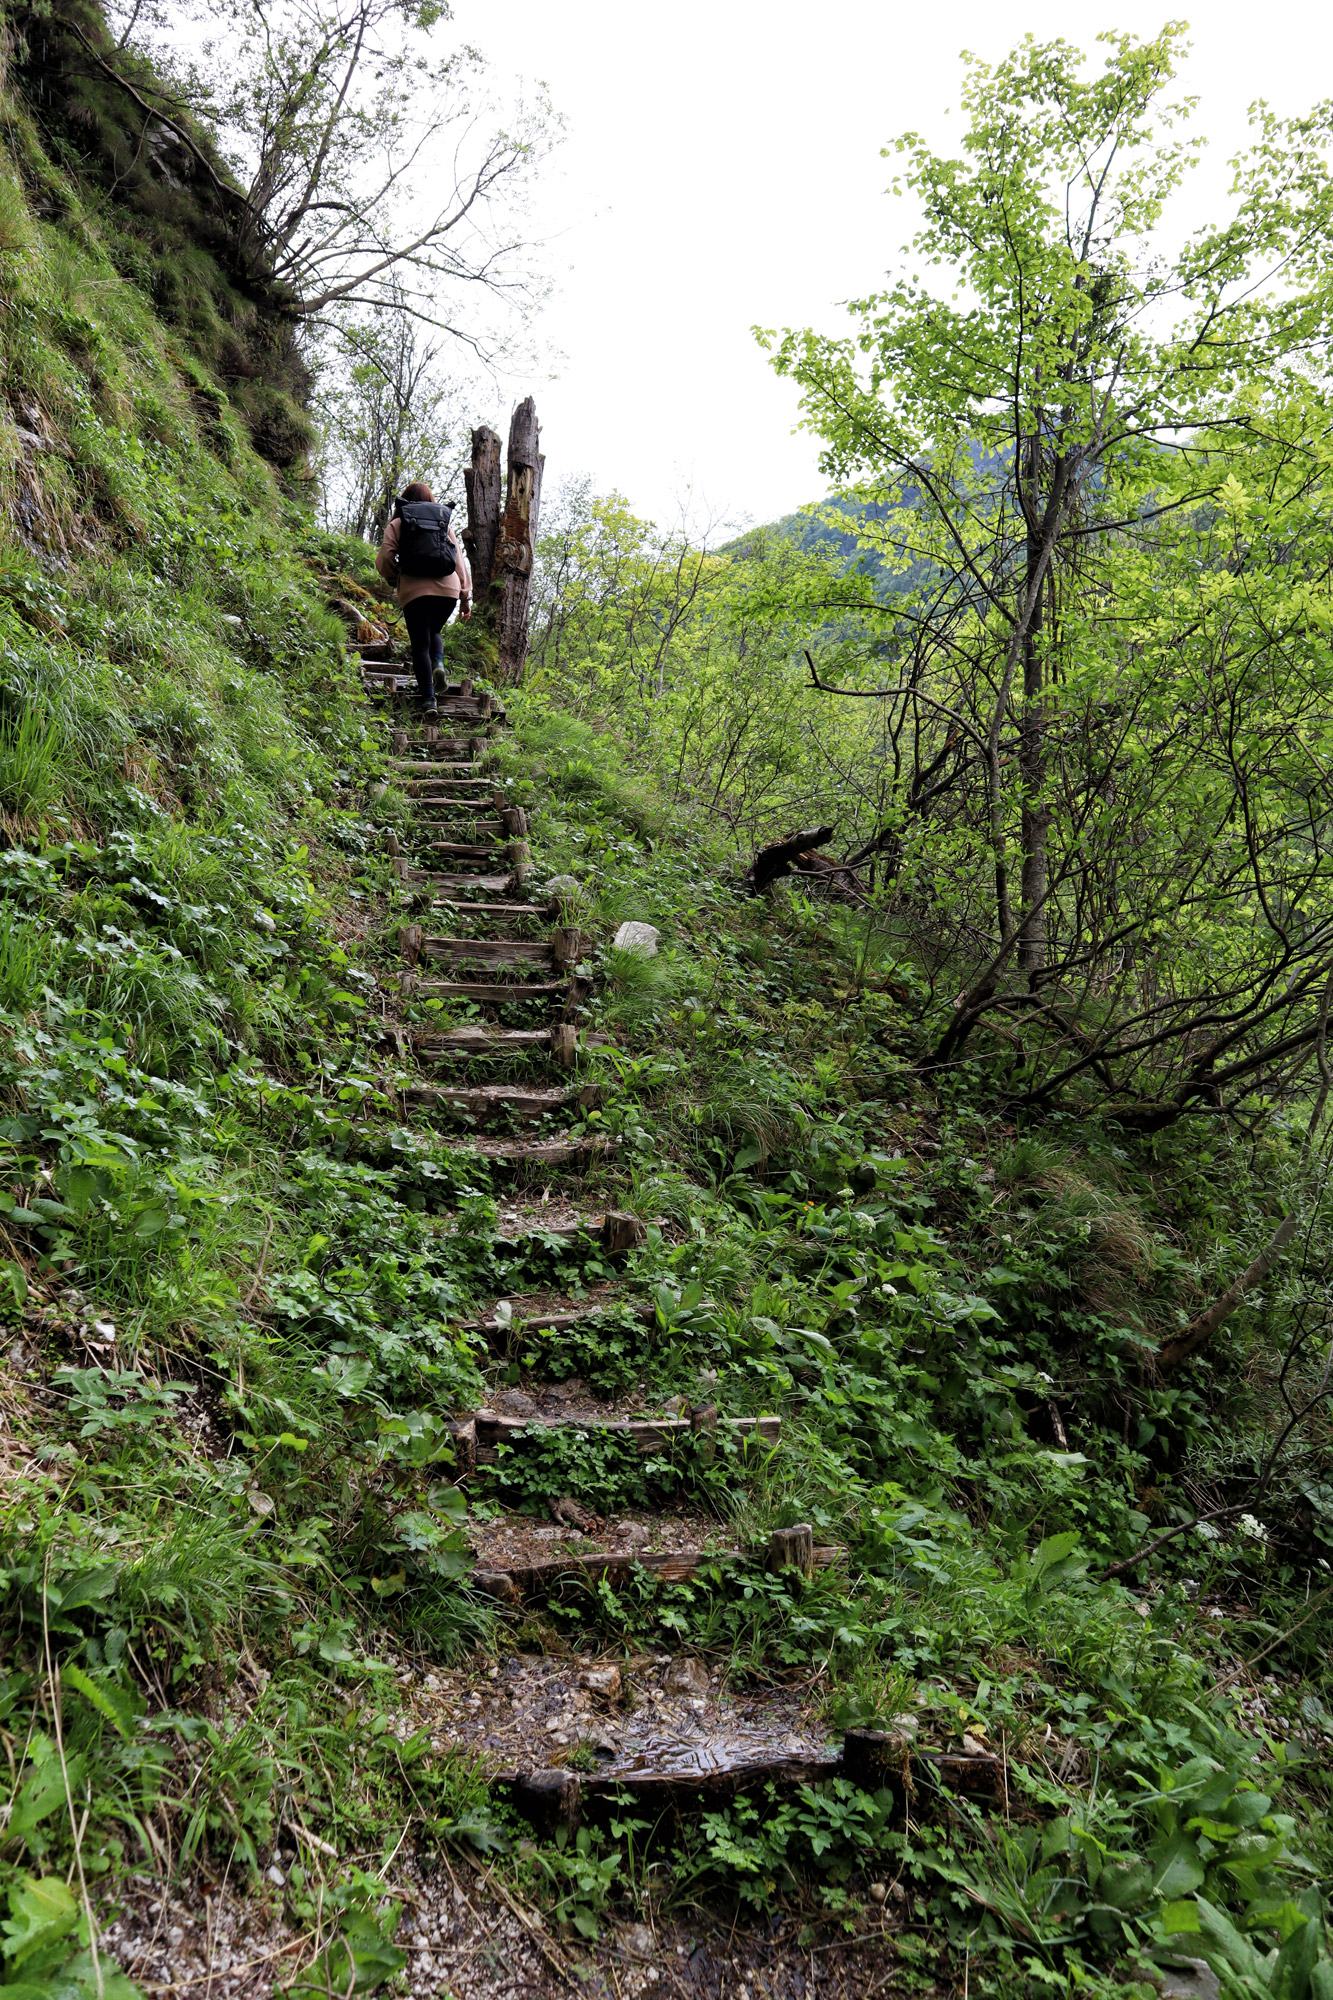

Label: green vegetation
[0,11,1329,2000]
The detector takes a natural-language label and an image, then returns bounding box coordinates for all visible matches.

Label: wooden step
[399,976,568,1002]
[420,841,503,861]
[433,900,545,918]
[403,783,496,800]
[473,1539,842,1602]
[419,938,554,966]
[390,759,480,775]
[470,1298,656,1337]
[471,1409,780,1460]
[423,1027,554,1053]
[468,1133,617,1167]
[403,872,516,895]
[415,816,506,837]
[498,1734,1004,1836]
[406,1083,589,1118]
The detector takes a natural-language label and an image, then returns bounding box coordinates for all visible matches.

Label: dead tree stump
[601,1211,646,1253]
[494,398,545,686]
[768,1524,815,1576]
[463,428,502,606]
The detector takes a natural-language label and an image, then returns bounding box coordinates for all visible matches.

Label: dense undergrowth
[0,15,1331,2000]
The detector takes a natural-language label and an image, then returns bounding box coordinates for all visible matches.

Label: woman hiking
[376,481,472,717]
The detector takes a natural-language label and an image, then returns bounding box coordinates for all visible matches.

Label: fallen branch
[1159,1214,1298,1371]
[744,825,835,895]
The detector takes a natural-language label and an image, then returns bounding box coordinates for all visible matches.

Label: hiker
[376,481,472,716]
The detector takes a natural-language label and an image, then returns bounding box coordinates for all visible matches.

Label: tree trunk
[1158,1214,1298,1371]
[494,397,544,686]
[1017,454,1049,977]
[463,425,502,607]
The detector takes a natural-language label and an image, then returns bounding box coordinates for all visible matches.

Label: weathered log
[768,1523,815,1576]
[463,427,502,602]
[400,923,423,966]
[745,826,836,895]
[385,830,401,858]
[391,728,407,755]
[494,398,544,687]
[499,806,529,838]
[551,1023,577,1067]
[551,926,581,970]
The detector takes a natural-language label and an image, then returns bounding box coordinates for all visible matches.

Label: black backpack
[396,498,456,579]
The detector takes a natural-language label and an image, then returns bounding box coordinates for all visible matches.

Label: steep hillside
[0,13,1329,2000]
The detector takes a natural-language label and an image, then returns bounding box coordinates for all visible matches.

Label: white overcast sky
[447,0,1333,531]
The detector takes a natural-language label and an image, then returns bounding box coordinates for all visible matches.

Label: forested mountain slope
[0,12,1329,2000]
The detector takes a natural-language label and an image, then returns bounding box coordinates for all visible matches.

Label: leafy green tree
[760,29,1333,1119]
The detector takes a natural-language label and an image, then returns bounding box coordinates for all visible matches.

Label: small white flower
[1239,1513,1268,1543]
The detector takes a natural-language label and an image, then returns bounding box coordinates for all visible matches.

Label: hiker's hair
[402,480,434,503]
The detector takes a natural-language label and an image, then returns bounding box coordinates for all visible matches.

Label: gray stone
[663,1655,709,1696]
[545,874,584,908]
[614,920,659,956]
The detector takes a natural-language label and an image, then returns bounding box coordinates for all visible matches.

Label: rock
[961,1731,989,1755]
[579,1664,622,1700]
[663,1656,709,1696]
[1134,1962,1220,2000]
[890,1711,920,1742]
[620,1924,656,1960]
[613,921,659,956]
[493,1389,537,1417]
[551,1495,598,1532]
[867,1882,887,1904]
[547,1377,588,1402]
[544,874,584,908]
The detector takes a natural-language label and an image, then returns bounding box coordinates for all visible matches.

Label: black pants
[403,596,456,708]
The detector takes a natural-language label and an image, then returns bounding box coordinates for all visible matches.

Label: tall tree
[315,292,469,540]
[759,31,1333,1117]
[106,0,554,337]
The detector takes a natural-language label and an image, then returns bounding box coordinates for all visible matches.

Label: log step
[499,1738,1004,1834]
[423,1027,553,1052]
[472,1409,780,1458]
[390,760,481,775]
[467,1133,617,1167]
[419,937,554,966]
[433,900,546,918]
[469,1298,657,1336]
[405,873,515,894]
[399,978,568,1002]
[473,1541,842,1602]
[405,1083,589,1117]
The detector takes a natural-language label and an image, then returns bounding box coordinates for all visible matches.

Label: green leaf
[1148,1831,1206,1901]
[1157,1899,1201,1935]
[61,1665,136,1742]
[0,1876,80,1971]
[1,1260,26,1311]
[289,1927,406,1997]
[8,1748,84,1839]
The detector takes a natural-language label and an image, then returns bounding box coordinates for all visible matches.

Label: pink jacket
[376,514,473,608]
